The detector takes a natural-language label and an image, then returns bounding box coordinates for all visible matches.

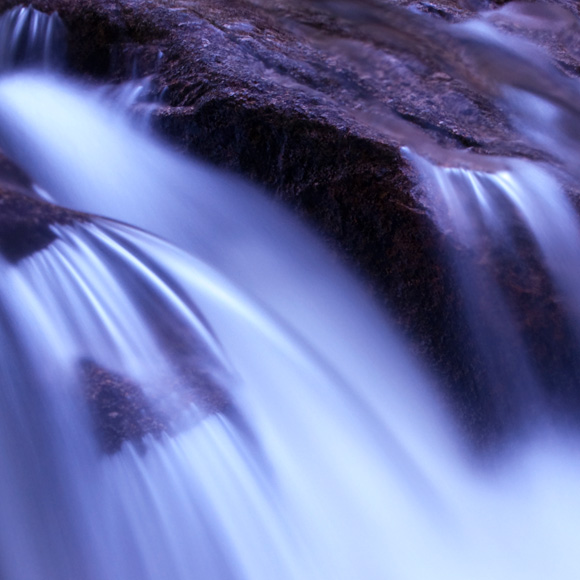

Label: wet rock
[80,343,232,454]
[80,359,168,454]
[75,262,233,454]
[0,154,88,262]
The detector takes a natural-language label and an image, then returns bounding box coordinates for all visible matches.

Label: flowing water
[1,4,580,580]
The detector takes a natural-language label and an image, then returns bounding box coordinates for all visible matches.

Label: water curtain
[0,5,580,580]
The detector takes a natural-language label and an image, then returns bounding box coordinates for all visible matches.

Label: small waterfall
[405,150,580,436]
[0,172,460,580]
[0,5,65,71]
[399,7,580,439]
[2,5,580,580]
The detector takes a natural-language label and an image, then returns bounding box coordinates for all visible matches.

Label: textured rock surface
[81,359,168,454]
[2,0,580,443]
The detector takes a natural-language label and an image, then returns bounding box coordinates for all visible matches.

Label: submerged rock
[80,344,232,454]
[80,359,168,454]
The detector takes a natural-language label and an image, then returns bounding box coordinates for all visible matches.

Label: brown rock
[80,359,168,454]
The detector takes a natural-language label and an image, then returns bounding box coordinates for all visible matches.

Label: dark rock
[80,359,168,454]
[92,229,234,421]
[80,335,232,454]
[0,154,89,262]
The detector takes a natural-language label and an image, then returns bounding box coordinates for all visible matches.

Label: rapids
[1,4,580,580]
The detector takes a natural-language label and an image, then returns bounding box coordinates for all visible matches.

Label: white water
[1,5,580,580]
[0,73,457,579]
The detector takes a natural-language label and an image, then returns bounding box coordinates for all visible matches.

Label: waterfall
[1,5,580,580]
[0,4,65,71]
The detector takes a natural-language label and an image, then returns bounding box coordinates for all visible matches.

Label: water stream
[1,4,580,580]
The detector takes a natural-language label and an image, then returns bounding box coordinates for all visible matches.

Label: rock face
[1,0,579,444]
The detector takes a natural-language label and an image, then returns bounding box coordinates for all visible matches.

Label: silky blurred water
[1,4,580,580]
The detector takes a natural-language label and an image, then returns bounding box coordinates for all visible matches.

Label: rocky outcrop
[0,154,88,261]
[80,308,233,454]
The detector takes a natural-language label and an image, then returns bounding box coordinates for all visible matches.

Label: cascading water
[2,4,580,580]
[405,151,580,432]
[0,4,64,71]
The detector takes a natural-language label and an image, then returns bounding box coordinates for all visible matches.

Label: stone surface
[80,319,233,454]
[81,359,168,454]
[0,154,88,262]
